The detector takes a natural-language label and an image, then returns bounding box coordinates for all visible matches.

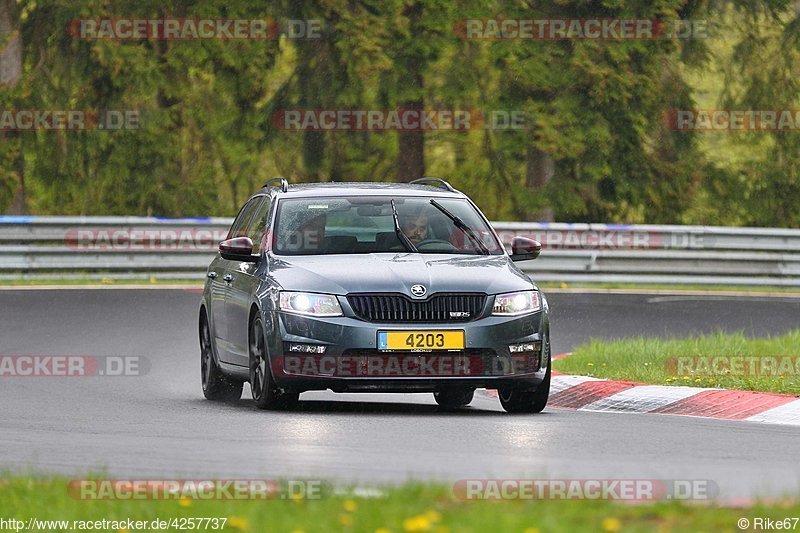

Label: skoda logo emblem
[410,284,427,298]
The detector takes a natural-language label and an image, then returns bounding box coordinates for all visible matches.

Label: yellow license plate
[378,330,465,351]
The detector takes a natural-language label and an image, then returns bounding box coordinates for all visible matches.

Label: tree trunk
[396,1,425,183]
[0,0,24,214]
[397,97,425,182]
[525,145,554,221]
[297,37,326,181]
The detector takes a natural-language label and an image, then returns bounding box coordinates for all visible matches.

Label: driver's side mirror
[509,237,541,262]
[219,237,258,262]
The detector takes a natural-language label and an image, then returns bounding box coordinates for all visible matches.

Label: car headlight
[279,292,343,317]
[492,290,541,316]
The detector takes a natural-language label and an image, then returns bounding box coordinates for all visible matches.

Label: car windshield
[273,196,504,256]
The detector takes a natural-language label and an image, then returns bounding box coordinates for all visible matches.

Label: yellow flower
[560,282,568,289]
[523,528,541,533]
[227,517,249,531]
[343,499,357,512]
[403,515,432,532]
[101,277,114,284]
[178,497,192,508]
[601,517,622,532]
[375,529,393,533]
[340,514,354,527]
[290,492,304,503]
[290,530,305,533]
[118,529,130,533]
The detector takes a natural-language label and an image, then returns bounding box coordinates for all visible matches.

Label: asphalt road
[1,289,799,499]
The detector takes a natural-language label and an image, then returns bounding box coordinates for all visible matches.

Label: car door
[225,195,272,367]
[207,254,229,353]
[214,196,264,365]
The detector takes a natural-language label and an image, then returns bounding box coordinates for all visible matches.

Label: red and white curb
[485,374,800,427]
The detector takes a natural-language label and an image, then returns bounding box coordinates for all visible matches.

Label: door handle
[223,274,234,283]
[207,272,217,279]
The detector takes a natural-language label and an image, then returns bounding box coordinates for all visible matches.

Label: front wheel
[200,312,243,401]
[499,339,551,414]
[434,388,475,410]
[250,315,299,410]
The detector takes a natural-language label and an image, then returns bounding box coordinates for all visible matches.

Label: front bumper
[265,310,548,393]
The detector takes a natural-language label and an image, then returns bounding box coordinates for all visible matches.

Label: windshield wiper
[390,199,418,253]
[429,199,489,255]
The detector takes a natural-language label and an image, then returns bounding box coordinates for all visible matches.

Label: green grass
[2,476,800,532]
[555,330,800,395]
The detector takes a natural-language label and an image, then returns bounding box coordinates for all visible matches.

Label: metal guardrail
[1,216,799,286]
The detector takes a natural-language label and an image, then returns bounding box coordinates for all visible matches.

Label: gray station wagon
[199,178,550,413]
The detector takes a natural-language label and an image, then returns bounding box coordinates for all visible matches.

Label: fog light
[509,342,541,353]
[288,343,327,354]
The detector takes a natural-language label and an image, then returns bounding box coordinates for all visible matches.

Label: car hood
[267,253,534,296]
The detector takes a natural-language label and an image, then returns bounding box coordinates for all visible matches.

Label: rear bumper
[266,309,548,393]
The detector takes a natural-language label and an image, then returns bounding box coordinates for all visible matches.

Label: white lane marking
[550,374,603,394]
[745,399,800,426]
[578,385,710,413]
[647,296,800,303]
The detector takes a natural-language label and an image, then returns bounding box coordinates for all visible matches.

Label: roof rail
[409,177,456,192]
[263,177,289,193]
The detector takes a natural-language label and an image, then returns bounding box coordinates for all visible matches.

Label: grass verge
[2,477,800,532]
[555,330,800,395]
[537,281,800,295]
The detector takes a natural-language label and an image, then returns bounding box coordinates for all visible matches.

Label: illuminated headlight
[492,290,541,316]
[280,292,343,317]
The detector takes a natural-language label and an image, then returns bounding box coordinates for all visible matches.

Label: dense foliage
[0,0,797,226]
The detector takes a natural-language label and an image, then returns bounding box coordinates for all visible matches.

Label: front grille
[347,293,486,322]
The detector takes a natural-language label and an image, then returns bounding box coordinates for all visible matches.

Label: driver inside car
[399,210,430,245]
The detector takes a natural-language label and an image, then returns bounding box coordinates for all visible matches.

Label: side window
[227,197,264,240]
[248,196,272,254]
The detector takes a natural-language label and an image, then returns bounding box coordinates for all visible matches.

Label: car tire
[434,389,475,410]
[498,337,551,414]
[200,312,243,401]
[250,314,299,410]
